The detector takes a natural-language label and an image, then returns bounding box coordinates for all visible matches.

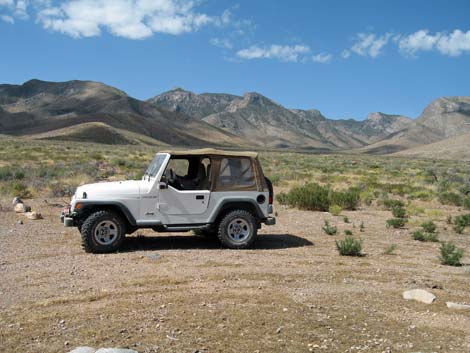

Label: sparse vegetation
[439,242,464,266]
[386,204,408,229]
[383,244,398,255]
[344,229,353,236]
[343,215,350,223]
[336,237,363,256]
[453,214,470,234]
[412,230,439,242]
[329,205,342,216]
[322,220,337,235]
[421,221,437,233]
[359,221,365,232]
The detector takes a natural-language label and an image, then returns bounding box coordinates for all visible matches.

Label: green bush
[329,205,342,216]
[453,214,470,234]
[343,216,350,223]
[322,220,337,235]
[439,242,464,266]
[282,183,359,211]
[11,182,32,198]
[412,230,438,242]
[438,192,462,206]
[383,199,405,210]
[421,221,437,233]
[386,218,407,229]
[276,192,289,205]
[391,206,407,218]
[344,229,353,236]
[463,197,470,210]
[336,237,363,256]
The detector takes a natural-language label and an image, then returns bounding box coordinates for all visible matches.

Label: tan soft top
[159,148,258,158]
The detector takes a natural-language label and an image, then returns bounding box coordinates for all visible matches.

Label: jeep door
[157,157,211,223]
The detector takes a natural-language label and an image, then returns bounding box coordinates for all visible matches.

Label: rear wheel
[217,210,258,249]
[81,210,126,253]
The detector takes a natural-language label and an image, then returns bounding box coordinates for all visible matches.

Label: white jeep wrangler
[61,148,276,253]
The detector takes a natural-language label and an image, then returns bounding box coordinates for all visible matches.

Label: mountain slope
[148,89,414,150]
[0,79,248,147]
[393,133,470,160]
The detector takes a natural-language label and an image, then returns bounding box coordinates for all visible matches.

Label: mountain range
[1,79,469,158]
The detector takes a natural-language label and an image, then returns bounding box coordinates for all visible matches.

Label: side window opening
[163,156,212,191]
[218,158,255,188]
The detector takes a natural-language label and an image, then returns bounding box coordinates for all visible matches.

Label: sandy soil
[0,197,469,353]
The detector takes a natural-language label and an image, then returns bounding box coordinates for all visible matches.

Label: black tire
[217,209,258,249]
[81,210,126,253]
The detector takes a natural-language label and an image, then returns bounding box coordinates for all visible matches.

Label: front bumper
[61,205,75,227]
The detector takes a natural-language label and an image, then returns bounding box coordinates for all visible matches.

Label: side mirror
[159,181,168,189]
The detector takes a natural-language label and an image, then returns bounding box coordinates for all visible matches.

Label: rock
[25,211,42,220]
[12,197,23,206]
[403,289,436,304]
[17,220,23,225]
[146,253,161,261]
[14,203,27,213]
[68,348,96,353]
[95,349,139,353]
[446,302,470,310]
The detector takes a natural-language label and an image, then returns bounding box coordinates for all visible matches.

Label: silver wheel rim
[227,218,250,242]
[94,220,118,246]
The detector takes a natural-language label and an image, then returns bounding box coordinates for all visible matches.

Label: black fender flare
[208,198,265,223]
[75,201,137,227]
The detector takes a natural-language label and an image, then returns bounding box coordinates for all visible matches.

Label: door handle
[195,195,204,200]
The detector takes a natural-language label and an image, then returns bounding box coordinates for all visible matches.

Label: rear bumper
[263,217,276,226]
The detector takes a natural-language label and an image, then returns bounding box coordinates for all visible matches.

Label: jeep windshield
[143,154,167,178]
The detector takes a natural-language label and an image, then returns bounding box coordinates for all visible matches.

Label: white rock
[25,211,42,220]
[68,347,96,353]
[14,203,26,213]
[446,302,470,310]
[95,349,139,353]
[12,197,23,206]
[403,289,436,304]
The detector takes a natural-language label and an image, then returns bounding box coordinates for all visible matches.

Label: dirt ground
[0,197,469,353]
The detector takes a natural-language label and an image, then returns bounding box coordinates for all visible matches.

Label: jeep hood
[75,180,141,199]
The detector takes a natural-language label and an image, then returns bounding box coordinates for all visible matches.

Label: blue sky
[1,0,469,120]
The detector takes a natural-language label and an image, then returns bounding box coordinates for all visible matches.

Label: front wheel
[217,210,258,249]
[80,210,126,253]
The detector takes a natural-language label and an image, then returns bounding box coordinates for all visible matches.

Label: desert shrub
[438,192,462,206]
[421,221,437,233]
[439,242,464,266]
[463,198,470,210]
[383,199,405,210]
[383,244,398,255]
[391,206,407,218]
[336,237,363,256]
[386,218,407,229]
[412,230,439,242]
[329,188,361,210]
[276,192,289,205]
[407,204,426,216]
[359,190,374,205]
[322,220,337,235]
[447,215,453,224]
[344,229,353,236]
[0,167,13,181]
[343,216,350,223]
[329,205,342,216]
[283,183,359,211]
[11,182,32,198]
[453,214,470,234]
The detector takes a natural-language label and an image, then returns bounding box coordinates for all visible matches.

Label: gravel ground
[0,197,469,353]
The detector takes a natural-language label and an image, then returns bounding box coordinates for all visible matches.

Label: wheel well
[80,205,133,231]
[214,201,262,225]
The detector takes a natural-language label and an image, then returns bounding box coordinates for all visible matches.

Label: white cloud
[210,37,233,49]
[349,32,392,58]
[236,44,310,62]
[36,0,224,39]
[399,29,470,57]
[341,49,350,59]
[312,52,332,63]
[0,14,13,23]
